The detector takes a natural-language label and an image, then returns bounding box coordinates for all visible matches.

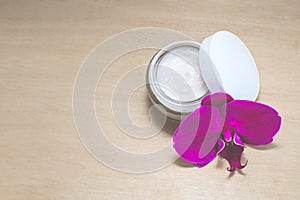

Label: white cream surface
[156,46,208,102]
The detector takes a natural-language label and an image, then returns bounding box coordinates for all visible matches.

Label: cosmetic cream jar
[146,31,260,120]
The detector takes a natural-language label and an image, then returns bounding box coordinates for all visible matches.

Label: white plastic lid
[199,31,260,100]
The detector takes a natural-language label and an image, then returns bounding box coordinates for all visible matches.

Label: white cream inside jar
[146,41,208,120]
[156,45,208,102]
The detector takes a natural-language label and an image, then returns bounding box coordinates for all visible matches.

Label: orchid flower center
[219,130,247,172]
[225,140,234,147]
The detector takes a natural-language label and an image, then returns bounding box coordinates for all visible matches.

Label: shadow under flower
[247,142,279,150]
[216,157,225,169]
[237,168,246,176]
[174,158,195,168]
[227,169,246,178]
[227,171,236,178]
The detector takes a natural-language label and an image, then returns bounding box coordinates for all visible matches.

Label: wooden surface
[1,0,300,199]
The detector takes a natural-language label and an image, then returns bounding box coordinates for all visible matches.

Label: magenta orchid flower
[173,93,281,171]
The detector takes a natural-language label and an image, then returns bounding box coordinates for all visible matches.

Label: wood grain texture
[0,0,299,199]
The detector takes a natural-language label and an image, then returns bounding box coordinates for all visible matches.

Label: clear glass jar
[146,41,208,120]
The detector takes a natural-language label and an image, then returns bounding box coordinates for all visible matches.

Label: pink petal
[173,106,222,166]
[217,138,225,154]
[219,143,247,172]
[195,148,217,167]
[233,133,244,147]
[201,92,233,109]
[223,100,281,146]
[196,163,209,168]
[223,129,232,142]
